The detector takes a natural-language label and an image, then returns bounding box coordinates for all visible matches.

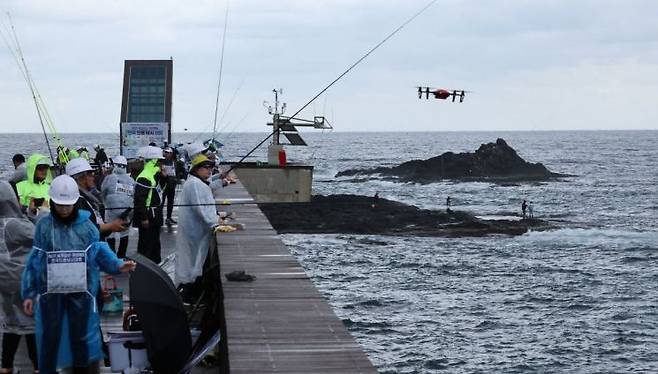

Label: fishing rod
[211,0,230,145]
[192,77,245,144]
[1,13,56,160]
[2,13,67,161]
[225,0,439,174]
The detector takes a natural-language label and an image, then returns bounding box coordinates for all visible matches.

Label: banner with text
[121,122,169,159]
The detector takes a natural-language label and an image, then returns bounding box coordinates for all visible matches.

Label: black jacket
[133,175,163,227]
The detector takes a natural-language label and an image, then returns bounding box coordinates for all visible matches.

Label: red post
[278,149,287,167]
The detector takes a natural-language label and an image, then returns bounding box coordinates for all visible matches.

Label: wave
[519,228,658,249]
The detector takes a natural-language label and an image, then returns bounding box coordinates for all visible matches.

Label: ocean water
[2,130,657,373]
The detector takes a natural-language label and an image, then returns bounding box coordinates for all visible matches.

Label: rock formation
[259,194,551,237]
[336,138,567,184]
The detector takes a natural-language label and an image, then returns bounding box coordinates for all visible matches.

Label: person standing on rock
[528,201,534,219]
[521,200,528,219]
[446,196,452,213]
[371,192,379,209]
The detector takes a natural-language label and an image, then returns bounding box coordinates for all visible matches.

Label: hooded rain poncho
[0,181,35,335]
[100,167,135,239]
[175,174,218,285]
[21,209,124,373]
[16,153,52,208]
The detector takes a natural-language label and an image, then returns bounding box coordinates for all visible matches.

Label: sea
[1,130,657,373]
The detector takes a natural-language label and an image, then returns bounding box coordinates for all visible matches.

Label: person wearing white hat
[182,142,208,173]
[161,147,178,226]
[21,175,136,373]
[133,146,165,263]
[66,158,126,238]
[99,156,135,257]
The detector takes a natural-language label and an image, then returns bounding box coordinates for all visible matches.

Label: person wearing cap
[66,158,127,238]
[15,154,52,216]
[21,175,136,374]
[175,154,220,302]
[0,181,38,373]
[76,146,90,162]
[133,145,164,263]
[9,153,27,186]
[100,156,135,258]
[161,147,179,226]
[93,144,108,167]
[183,142,208,174]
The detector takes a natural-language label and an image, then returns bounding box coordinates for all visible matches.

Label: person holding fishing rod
[175,153,222,303]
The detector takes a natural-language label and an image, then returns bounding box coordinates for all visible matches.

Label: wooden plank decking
[216,181,377,373]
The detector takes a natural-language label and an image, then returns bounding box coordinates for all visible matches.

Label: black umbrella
[130,253,192,373]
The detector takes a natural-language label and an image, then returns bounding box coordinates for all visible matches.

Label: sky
[1,0,658,133]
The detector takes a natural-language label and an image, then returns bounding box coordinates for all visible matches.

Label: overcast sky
[2,0,658,133]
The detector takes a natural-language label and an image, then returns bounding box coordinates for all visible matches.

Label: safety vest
[16,180,50,207]
[137,161,160,207]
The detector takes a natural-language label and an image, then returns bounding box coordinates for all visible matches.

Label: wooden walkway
[216,181,377,373]
[3,180,377,373]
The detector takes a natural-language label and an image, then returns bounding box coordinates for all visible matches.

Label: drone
[417,86,469,103]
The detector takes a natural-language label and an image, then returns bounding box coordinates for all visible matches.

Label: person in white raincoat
[0,181,38,372]
[175,154,219,303]
[100,156,135,258]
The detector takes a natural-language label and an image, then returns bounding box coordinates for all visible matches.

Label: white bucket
[106,331,150,372]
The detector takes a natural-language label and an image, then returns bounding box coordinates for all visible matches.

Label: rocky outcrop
[259,194,552,237]
[336,138,567,184]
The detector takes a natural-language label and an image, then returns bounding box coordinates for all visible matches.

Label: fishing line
[192,77,245,143]
[104,199,390,210]
[226,0,439,174]
[211,0,230,144]
[3,12,58,160]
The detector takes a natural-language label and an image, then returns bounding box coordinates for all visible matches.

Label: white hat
[112,155,128,165]
[143,146,165,160]
[186,142,208,158]
[66,157,93,177]
[49,175,80,205]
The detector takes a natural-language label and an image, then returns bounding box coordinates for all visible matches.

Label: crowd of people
[0,141,233,373]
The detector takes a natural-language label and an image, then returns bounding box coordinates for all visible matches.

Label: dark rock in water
[336,138,568,184]
[259,194,552,237]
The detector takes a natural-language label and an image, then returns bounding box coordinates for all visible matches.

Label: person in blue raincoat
[0,181,38,373]
[175,154,220,303]
[21,175,136,374]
